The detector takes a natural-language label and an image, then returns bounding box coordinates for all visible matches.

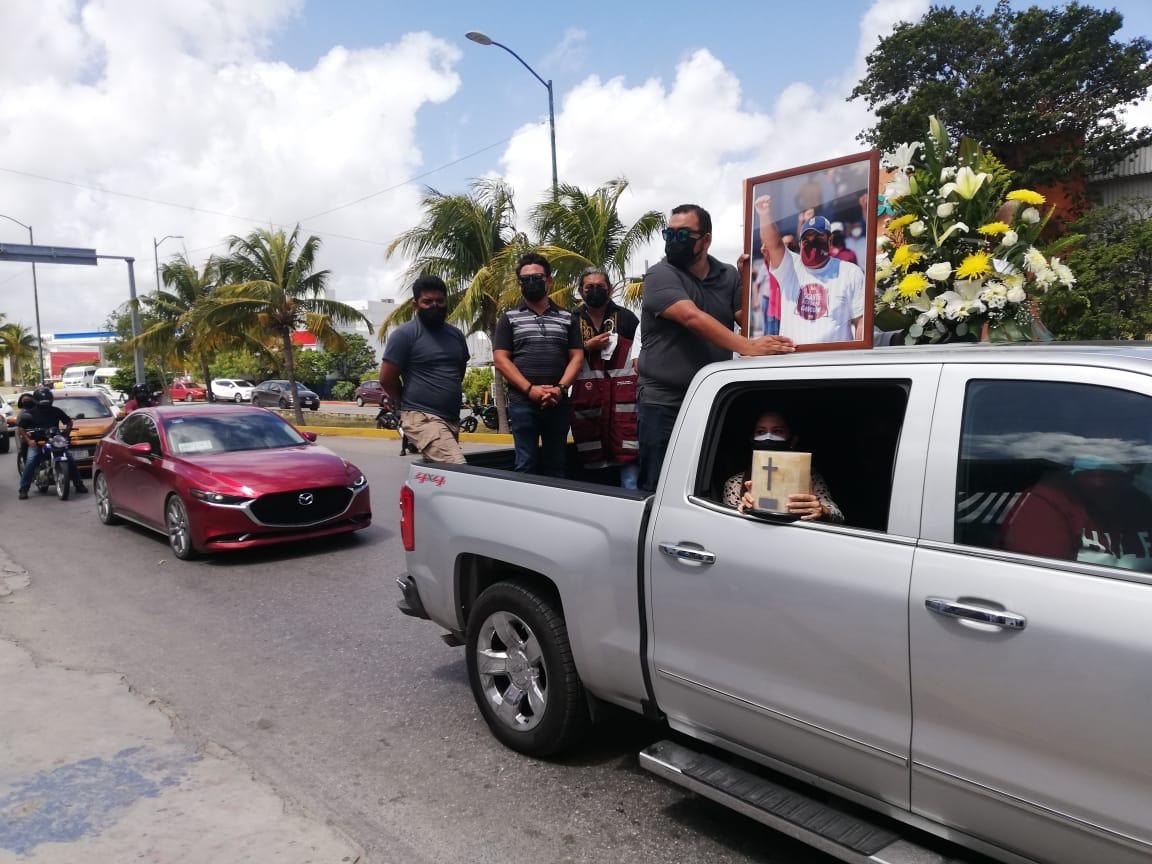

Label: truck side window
[957,380,1152,572]
[699,382,909,532]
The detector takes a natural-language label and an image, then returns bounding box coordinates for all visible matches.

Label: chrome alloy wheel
[166,496,193,559]
[95,473,114,522]
[475,610,548,732]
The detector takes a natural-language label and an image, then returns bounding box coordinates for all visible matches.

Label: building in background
[43,331,117,378]
[1089,145,1152,208]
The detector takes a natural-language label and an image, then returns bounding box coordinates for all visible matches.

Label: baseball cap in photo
[800,216,833,237]
[829,221,844,233]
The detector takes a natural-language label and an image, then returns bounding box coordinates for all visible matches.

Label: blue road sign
[0,243,97,265]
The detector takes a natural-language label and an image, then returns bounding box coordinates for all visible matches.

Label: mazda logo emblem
[298,492,314,506]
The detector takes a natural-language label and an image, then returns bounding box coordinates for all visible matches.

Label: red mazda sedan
[93,405,371,560]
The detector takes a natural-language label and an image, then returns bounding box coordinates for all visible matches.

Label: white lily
[941,166,988,200]
[934,221,969,246]
[884,142,922,172]
[884,172,912,201]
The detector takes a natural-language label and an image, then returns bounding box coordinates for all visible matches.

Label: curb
[305,425,512,445]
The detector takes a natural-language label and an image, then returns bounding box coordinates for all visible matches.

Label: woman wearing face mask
[721,409,843,522]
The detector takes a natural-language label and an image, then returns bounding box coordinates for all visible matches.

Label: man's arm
[852,317,864,341]
[558,348,583,390]
[754,195,786,268]
[378,360,403,407]
[494,349,547,404]
[660,300,794,356]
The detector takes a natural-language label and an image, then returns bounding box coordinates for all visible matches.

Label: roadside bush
[330,380,357,401]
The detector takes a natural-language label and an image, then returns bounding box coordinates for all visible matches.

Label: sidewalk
[0,565,362,864]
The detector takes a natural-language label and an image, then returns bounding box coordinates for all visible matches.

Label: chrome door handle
[925,597,1027,630]
[658,543,716,565]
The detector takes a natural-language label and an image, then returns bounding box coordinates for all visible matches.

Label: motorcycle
[23,429,74,500]
[375,396,400,431]
[460,403,498,434]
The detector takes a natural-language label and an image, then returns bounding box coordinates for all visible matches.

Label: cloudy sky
[2,0,1150,338]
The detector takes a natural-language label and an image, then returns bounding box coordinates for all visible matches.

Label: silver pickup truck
[397,344,1152,864]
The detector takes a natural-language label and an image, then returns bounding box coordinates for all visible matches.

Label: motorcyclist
[123,383,155,414]
[17,386,87,499]
[14,392,35,466]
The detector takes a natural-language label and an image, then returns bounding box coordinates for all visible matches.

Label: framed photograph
[743,150,880,351]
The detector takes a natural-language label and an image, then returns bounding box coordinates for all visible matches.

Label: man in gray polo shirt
[380,275,470,463]
[638,203,795,492]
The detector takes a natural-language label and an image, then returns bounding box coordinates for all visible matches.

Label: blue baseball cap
[799,216,833,237]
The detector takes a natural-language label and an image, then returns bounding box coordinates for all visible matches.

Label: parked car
[92,383,126,406]
[168,381,208,402]
[210,378,255,403]
[353,380,386,407]
[251,380,320,411]
[93,405,371,560]
[16,389,120,476]
[397,344,1152,864]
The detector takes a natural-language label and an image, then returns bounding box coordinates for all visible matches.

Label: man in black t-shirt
[380,275,470,464]
[493,252,583,477]
[637,203,795,492]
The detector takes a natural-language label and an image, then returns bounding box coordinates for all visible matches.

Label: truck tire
[466,581,589,757]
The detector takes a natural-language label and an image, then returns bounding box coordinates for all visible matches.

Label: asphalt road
[0,437,834,864]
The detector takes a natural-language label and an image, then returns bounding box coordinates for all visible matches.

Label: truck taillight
[400,484,415,551]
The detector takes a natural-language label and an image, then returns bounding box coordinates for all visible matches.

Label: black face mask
[583,286,609,309]
[417,306,447,328]
[519,274,548,303]
[665,238,698,270]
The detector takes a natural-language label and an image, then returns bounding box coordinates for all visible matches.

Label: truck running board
[639,740,953,864]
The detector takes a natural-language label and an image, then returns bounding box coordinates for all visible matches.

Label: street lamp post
[153,234,183,293]
[0,214,45,384]
[466,30,558,196]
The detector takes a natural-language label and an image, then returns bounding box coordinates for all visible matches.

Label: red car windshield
[162,413,306,455]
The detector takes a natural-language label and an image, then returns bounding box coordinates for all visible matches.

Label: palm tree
[530,178,663,304]
[0,322,38,386]
[128,255,228,399]
[384,178,525,430]
[211,226,371,426]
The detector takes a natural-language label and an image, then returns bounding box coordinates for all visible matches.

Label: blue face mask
[1072,455,1127,473]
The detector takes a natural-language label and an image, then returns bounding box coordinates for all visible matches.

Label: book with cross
[750,451,812,513]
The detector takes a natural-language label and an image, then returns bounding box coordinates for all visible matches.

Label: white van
[61,365,98,388]
[92,367,119,387]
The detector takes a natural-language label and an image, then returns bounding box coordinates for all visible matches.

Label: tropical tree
[384,178,525,430]
[127,255,230,399]
[0,322,38,385]
[1040,198,1152,340]
[211,226,371,425]
[851,1,1152,191]
[530,178,663,302]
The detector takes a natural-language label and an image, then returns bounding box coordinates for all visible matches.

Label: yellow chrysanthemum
[956,252,992,280]
[891,244,923,271]
[898,272,929,298]
[1006,189,1046,206]
[977,221,1010,236]
[887,214,917,231]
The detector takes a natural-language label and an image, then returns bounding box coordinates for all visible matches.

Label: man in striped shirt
[493,253,584,477]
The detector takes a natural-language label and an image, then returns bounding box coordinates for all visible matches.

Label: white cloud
[0,0,460,341]
[497,1,931,276]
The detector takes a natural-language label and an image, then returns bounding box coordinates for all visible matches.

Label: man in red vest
[570,267,640,488]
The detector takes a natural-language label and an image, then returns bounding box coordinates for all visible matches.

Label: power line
[0,125,534,257]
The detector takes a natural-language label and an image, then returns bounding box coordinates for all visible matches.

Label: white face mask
[752,431,788,442]
[850,226,863,238]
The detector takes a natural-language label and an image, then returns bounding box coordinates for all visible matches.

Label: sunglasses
[661,227,704,243]
[518,274,547,287]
